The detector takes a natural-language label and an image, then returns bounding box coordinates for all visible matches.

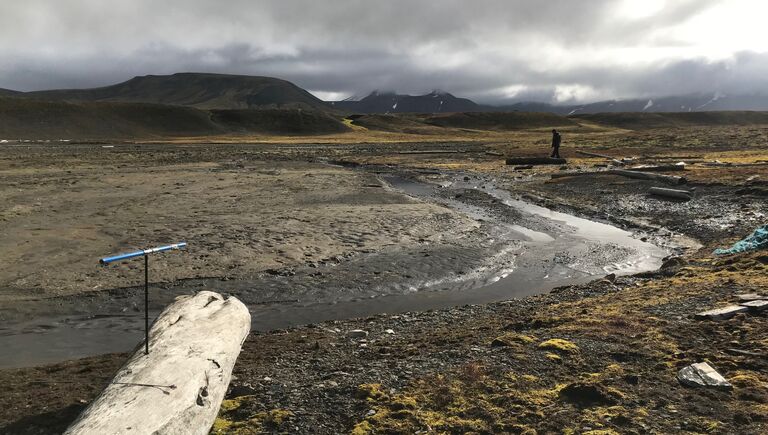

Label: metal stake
[99,242,187,357]
[144,254,149,355]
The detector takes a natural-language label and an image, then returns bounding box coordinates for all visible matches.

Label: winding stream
[0,171,668,368]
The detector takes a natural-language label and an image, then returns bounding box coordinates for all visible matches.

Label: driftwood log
[65,291,251,435]
[575,150,625,165]
[505,157,566,165]
[649,187,693,200]
[610,169,687,185]
[550,169,687,185]
[627,164,686,172]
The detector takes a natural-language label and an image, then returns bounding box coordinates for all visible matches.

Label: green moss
[538,338,580,353]
[491,332,536,347]
[356,383,389,402]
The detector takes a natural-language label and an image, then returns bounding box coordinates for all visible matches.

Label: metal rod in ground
[145,254,149,355]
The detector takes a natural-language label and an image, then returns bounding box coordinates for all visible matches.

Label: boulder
[677,362,732,390]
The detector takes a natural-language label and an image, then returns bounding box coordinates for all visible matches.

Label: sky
[1,0,767,104]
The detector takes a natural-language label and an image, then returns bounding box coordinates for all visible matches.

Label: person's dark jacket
[552,132,561,147]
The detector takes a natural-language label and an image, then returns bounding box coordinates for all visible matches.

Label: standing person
[550,129,562,158]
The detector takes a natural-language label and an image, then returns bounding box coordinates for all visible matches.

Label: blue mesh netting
[714,224,768,255]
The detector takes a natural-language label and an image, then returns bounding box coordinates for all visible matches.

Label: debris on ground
[714,224,768,255]
[695,305,749,320]
[677,362,733,390]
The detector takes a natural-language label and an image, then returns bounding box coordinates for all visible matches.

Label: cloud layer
[1,0,767,103]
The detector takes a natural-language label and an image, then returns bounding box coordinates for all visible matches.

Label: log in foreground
[505,157,566,165]
[65,291,251,435]
[649,187,693,200]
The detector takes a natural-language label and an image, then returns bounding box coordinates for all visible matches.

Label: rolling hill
[0,97,348,139]
[17,73,332,111]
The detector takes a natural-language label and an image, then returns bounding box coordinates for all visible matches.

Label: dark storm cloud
[0,0,765,103]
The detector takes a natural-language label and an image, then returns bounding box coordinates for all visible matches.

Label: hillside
[424,111,579,130]
[572,111,768,130]
[0,97,348,139]
[18,73,332,111]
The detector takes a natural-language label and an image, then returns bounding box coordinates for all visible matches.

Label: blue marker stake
[100,242,187,355]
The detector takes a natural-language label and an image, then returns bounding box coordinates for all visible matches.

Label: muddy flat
[1,129,767,434]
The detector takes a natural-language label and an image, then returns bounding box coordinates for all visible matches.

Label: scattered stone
[559,382,619,406]
[736,293,765,302]
[384,329,395,334]
[227,384,258,398]
[677,362,732,390]
[347,329,369,339]
[740,299,768,312]
[694,305,748,320]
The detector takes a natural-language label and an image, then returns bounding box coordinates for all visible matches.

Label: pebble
[347,329,368,339]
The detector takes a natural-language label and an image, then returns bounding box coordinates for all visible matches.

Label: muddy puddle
[0,170,669,368]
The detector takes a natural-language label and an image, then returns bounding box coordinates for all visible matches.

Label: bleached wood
[65,291,250,435]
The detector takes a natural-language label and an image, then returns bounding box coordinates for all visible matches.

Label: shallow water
[0,172,668,368]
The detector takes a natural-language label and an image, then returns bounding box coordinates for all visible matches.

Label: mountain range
[334,91,768,114]
[4,73,768,114]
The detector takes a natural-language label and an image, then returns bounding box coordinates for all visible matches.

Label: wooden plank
[65,291,251,435]
[505,157,566,165]
[627,164,686,172]
[648,187,693,200]
[609,169,687,185]
[695,305,749,320]
[740,300,768,312]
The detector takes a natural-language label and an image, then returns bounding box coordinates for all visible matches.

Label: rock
[740,300,768,312]
[604,273,617,283]
[384,329,395,334]
[559,382,619,406]
[677,362,732,390]
[736,293,766,302]
[660,256,687,270]
[228,384,258,398]
[347,330,369,339]
[694,305,748,320]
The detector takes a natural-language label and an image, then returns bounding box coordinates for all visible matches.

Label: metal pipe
[99,242,187,264]
[145,255,149,355]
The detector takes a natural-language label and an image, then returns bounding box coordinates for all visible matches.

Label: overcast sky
[1,0,767,104]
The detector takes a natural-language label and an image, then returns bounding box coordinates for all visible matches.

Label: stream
[0,171,669,368]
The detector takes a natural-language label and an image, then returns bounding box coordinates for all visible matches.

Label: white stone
[678,362,732,390]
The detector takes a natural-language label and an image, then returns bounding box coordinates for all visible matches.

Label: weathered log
[628,164,686,172]
[65,291,251,435]
[397,150,461,154]
[575,150,624,166]
[610,169,687,185]
[575,150,614,159]
[649,187,693,200]
[550,171,609,179]
[505,157,566,165]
